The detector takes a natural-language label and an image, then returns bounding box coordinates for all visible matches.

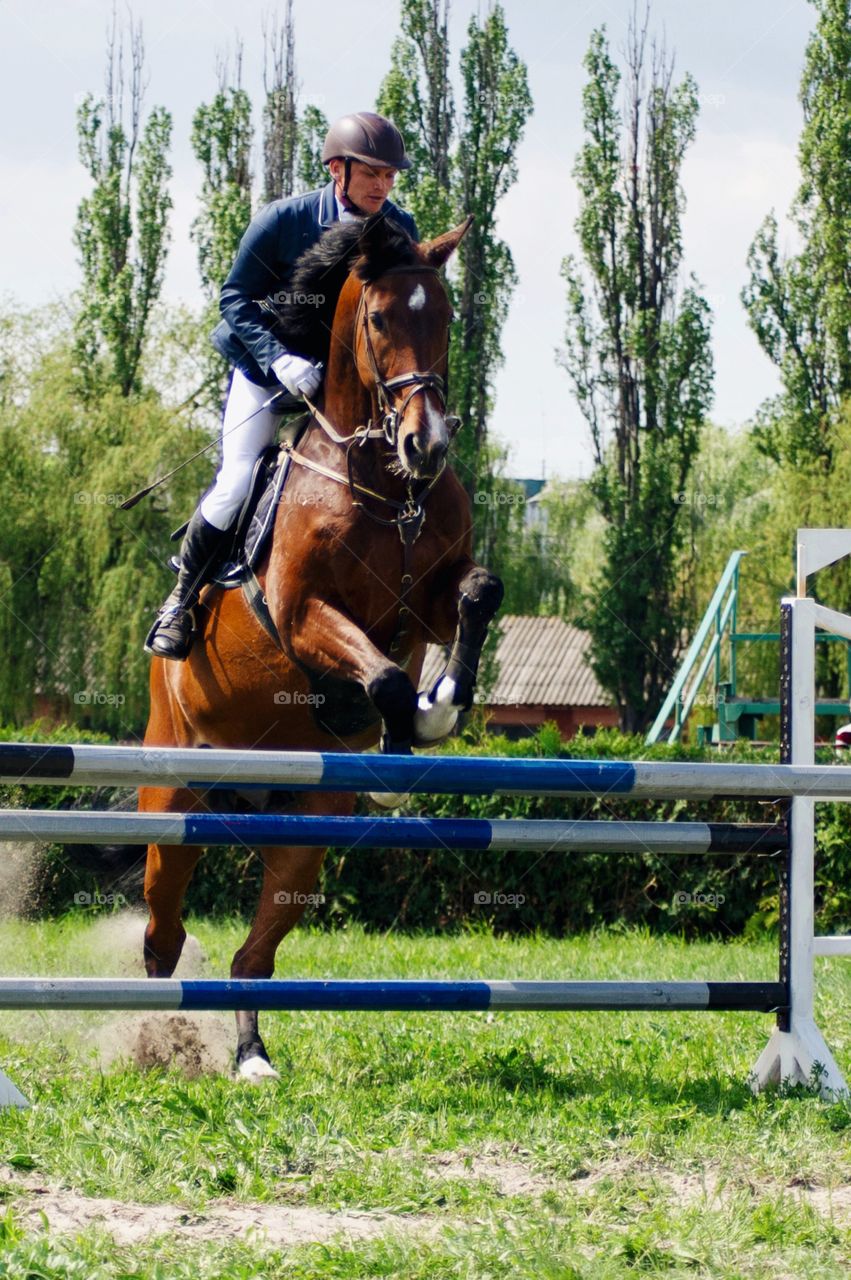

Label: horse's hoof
[237,1054,281,1082]
[368,790,407,809]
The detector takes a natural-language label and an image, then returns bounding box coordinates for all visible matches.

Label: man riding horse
[146,111,417,660]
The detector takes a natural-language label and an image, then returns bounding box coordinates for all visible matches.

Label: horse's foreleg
[143,843,204,976]
[290,599,418,752]
[230,840,327,1080]
[415,562,504,745]
[140,786,204,977]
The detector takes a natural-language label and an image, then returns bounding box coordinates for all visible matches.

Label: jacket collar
[319,178,396,226]
[319,179,338,228]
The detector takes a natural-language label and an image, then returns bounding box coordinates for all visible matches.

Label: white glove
[272,354,324,400]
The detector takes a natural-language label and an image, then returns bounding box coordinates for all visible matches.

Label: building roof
[420,614,611,708]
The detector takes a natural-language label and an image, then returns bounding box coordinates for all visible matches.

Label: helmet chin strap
[337,158,364,214]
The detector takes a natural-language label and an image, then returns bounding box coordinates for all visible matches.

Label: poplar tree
[73,9,172,398]
[452,5,531,497]
[742,0,851,467]
[558,15,713,732]
[377,0,455,240]
[262,2,299,202]
[295,104,330,191]
[190,43,253,300]
[379,1,531,509]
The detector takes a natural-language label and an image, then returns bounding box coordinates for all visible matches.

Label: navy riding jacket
[211,179,419,387]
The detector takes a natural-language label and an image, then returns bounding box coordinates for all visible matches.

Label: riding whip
[119,385,294,511]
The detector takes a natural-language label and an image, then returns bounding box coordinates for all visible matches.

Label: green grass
[1,918,850,1277]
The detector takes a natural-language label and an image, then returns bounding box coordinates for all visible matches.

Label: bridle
[353,264,461,450]
[294,262,461,527]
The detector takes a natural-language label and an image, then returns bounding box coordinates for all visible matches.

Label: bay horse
[139,213,503,1079]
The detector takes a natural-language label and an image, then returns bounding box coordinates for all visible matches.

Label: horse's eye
[370,311,385,332]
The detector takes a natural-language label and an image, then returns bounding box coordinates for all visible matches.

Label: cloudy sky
[2,0,814,478]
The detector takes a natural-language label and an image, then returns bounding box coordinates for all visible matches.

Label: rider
[145,111,418,660]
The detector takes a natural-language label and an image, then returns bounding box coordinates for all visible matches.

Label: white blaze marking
[408,283,426,311]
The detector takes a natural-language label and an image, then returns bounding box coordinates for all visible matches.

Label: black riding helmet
[322,111,412,170]
[322,112,411,206]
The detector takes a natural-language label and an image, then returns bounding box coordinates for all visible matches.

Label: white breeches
[200,369,286,530]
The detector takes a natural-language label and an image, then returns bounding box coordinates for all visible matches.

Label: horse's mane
[267,215,421,364]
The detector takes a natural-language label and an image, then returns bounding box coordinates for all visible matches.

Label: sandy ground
[6,1152,851,1248]
[1,1166,434,1246]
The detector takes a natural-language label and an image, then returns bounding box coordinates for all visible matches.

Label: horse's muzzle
[403,430,449,480]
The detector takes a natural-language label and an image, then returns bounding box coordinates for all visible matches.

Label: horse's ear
[419,215,474,269]
[355,213,417,279]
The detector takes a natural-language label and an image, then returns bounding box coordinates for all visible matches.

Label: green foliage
[472,452,580,617]
[0,332,211,735]
[377,0,455,241]
[558,22,713,732]
[451,5,532,506]
[742,0,851,466]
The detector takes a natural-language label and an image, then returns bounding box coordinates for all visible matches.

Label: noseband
[354,264,461,448]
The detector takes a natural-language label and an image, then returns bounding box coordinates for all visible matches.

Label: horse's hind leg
[140,786,203,977]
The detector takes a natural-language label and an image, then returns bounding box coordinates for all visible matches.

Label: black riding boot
[145,510,232,660]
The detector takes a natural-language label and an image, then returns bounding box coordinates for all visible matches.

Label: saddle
[170,413,310,648]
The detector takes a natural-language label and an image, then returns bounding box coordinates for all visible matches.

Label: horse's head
[351,215,472,481]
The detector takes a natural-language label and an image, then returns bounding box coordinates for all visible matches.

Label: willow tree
[558,16,713,733]
[742,0,851,468]
[73,10,172,398]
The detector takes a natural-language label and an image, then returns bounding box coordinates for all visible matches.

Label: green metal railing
[646,551,746,744]
[646,551,851,744]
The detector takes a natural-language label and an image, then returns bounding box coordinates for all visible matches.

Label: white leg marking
[414,675,460,745]
[238,1054,281,1082]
